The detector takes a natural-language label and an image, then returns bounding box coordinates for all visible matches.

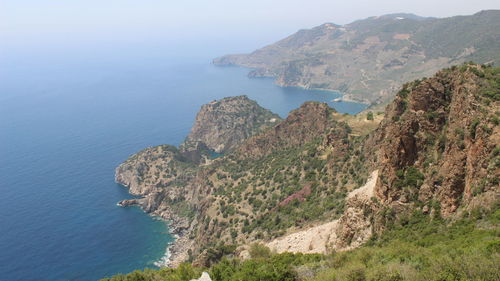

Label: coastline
[152,209,194,268]
[213,63,372,105]
[117,197,193,268]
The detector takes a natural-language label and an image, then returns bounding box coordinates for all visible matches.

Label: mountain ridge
[214,10,500,105]
[112,64,498,277]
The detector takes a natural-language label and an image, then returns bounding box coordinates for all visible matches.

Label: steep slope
[114,96,283,265]
[373,63,500,215]
[183,95,281,154]
[335,63,500,249]
[214,11,500,104]
[116,100,373,267]
[113,64,499,273]
[188,102,369,263]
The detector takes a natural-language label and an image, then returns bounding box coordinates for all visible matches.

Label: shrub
[249,243,272,259]
[366,111,374,121]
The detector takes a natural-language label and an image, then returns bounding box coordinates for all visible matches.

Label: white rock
[190,272,212,281]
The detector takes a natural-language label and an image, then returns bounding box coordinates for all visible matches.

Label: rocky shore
[114,96,283,267]
[117,197,193,267]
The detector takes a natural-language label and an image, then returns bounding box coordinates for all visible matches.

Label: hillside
[214,10,500,105]
[103,207,499,281]
[108,64,499,280]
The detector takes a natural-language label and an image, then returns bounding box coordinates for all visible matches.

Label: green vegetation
[309,207,500,281]
[478,65,500,102]
[111,63,500,281]
[366,111,374,121]
[202,131,368,243]
[394,167,424,190]
[102,206,500,281]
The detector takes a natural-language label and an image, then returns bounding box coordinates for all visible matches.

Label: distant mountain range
[214,10,500,105]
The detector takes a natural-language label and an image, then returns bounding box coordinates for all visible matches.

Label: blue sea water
[0,45,366,281]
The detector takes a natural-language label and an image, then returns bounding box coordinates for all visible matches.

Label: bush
[249,243,272,259]
[366,111,374,121]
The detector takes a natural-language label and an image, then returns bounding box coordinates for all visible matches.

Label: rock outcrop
[184,95,281,154]
[372,64,500,217]
[332,65,499,250]
[236,101,337,158]
[115,145,196,197]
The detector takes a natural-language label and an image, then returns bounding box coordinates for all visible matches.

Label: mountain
[214,10,500,105]
[183,95,281,154]
[105,63,499,281]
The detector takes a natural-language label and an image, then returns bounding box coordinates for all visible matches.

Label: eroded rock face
[237,102,339,158]
[115,145,197,196]
[264,171,379,254]
[373,65,499,217]
[335,170,379,250]
[298,65,499,251]
[184,96,281,154]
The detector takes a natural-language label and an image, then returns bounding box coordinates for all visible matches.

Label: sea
[0,42,366,281]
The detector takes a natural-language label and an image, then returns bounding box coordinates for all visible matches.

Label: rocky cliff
[115,95,283,265]
[214,10,500,105]
[236,101,337,158]
[334,64,500,249]
[183,95,281,154]
[373,63,500,216]
[115,145,196,197]
[114,64,499,269]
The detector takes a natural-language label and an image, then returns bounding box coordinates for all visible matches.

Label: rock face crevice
[372,66,499,217]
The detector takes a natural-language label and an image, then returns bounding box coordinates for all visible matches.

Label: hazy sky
[1,0,499,54]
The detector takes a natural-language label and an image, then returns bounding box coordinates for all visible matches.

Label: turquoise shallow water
[0,47,366,281]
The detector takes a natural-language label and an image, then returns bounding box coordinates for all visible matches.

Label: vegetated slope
[214,10,500,105]
[114,95,283,263]
[188,101,372,265]
[111,64,499,279]
[102,207,499,281]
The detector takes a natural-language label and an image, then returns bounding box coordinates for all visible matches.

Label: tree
[366,111,374,121]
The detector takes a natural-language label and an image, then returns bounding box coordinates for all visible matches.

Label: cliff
[373,63,500,215]
[115,95,283,265]
[114,63,499,271]
[214,10,500,105]
[335,63,500,248]
[183,95,281,154]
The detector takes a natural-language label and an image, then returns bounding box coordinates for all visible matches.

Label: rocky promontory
[183,95,281,154]
[115,95,283,266]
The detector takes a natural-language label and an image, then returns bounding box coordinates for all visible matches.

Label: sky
[1,0,499,55]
